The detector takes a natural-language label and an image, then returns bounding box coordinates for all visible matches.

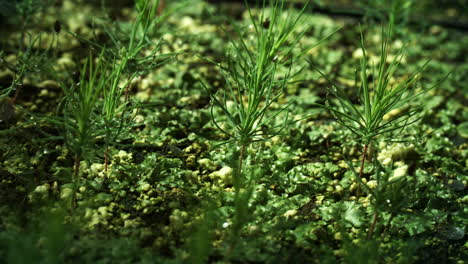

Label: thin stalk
[158,0,165,15]
[367,143,373,161]
[358,142,381,240]
[11,85,21,105]
[71,154,80,211]
[229,141,247,256]
[233,142,247,234]
[367,211,379,239]
[103,124,112,173]
[124,83,130,102]
[104,145,109,172]
[357,143,369,197]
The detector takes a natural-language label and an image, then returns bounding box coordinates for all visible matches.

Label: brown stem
[10,84,21,105]
[124,84,130,102]
[158,0,166,15]
[357,143,369,197]
[367,211,379,239]
[104,145,109,172]
[367,143,373,161]
[71,155,80,210]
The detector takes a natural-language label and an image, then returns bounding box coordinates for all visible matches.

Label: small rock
[283,209,298,218]
[209,166,233,185]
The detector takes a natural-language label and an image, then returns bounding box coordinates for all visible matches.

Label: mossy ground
[0,0,467,263]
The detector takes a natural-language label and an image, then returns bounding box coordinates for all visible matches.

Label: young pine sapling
[310,23,446,239]
[204,0,328,251]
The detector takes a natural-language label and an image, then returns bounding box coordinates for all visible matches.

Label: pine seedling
[1,30,59,126]
[0,31,56,101]
[101,55,139,172]
[0,51,16,100]
[46,50,141,209]
[57,0,178,173]
[107,0,166,69]
[0,49,21,123]
[1,0,59,123]
[310,23,446,238]
[51,51,107,209]
[203,0,316,250]
[312,24,428,183]
[98,0,180,170]
[207,0,315,152]
[120,0,178,75]
[67,0,175,77]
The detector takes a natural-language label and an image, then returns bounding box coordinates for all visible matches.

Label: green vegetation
[203,0,319,252]
[311,22,448,239]
[0,0,466,263]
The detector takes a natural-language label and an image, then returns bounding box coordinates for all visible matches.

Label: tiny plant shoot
[50,0,176,210]
[57,51,106,209]
[310,22,446,239]
[203,0,320,252]
[101,55,138,172]
[55,51,136,207]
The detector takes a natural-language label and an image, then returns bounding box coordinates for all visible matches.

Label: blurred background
[1,0,468,31]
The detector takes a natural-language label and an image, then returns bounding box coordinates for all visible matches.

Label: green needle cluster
[204,0,322,252]
[312,22,446,238]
